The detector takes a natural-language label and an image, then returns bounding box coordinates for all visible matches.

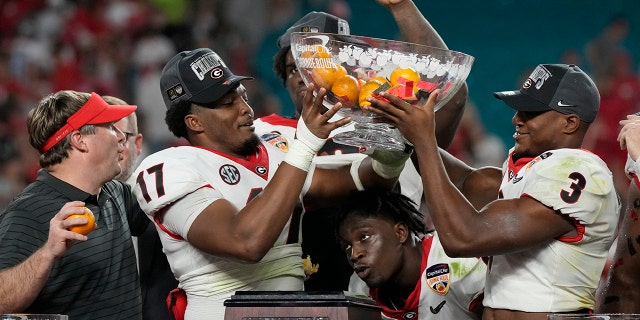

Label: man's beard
[238,134,261,156]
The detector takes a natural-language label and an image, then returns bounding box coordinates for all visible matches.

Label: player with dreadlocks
[336,189,486,320]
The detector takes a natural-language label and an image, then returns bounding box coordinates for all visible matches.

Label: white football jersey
[484,148,620,312]
[370,233,485,320]
[131,143,305,311]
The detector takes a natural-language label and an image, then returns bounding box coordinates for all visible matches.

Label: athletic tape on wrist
[350,158,365,191]
[295,118,325,152]
[372,159,406,179]
[284,140,316,171]
[283,118,326,171]
[367,147,413,168]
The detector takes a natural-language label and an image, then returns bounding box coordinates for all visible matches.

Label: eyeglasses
[122,132,137,141]
[94,123,136,141]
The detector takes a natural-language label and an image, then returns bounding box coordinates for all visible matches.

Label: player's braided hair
[335,189,429,239]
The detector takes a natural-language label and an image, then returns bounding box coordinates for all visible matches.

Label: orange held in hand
[67,207,96,235]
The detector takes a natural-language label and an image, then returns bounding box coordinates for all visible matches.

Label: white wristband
[372,160,406,179]
[284,139,316,171]
[295,117,325,152]
[283,118,326,171]
[364,145,413,180]
[350,158,365,191]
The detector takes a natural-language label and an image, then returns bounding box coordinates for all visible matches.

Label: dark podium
[223,291,382,320]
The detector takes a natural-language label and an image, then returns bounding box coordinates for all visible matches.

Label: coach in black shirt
[0,90,148,319]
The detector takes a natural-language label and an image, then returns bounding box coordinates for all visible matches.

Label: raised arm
[439,148,502,209]
[0,202,90,313]
[379,0,467,148]
[364,91,575,257]
[184,85,351,263]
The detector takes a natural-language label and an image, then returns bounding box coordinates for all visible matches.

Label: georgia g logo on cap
[211,67,224,79]
[526,65,552,90]
[191,52,224,80]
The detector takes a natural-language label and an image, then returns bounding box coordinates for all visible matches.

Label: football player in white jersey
[258,0,468,291]
[132,48,411,319]
[366,63,620,320]
[597,113,640,313]
[337,189,486,320]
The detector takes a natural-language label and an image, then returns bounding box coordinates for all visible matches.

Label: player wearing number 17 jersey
[132,48,406,320]
[366,64,620,319]
[134,139,302,311]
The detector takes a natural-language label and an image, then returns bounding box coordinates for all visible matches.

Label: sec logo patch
[220,164,240,185]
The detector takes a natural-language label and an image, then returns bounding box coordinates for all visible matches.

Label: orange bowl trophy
[291,32,474,151]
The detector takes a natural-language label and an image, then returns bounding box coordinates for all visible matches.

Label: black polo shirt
[0,169,147,319]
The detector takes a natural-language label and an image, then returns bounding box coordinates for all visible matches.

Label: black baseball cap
[277,11,350,49]
[493,64,600,123]
[160,48,252,109]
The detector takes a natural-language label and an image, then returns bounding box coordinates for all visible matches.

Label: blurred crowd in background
[1,0,639,209]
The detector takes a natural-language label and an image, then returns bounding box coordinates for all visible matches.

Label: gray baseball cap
[277,11,350,49]
[494,64,600,123]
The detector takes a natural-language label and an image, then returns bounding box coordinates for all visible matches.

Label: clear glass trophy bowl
[290,32,475,150]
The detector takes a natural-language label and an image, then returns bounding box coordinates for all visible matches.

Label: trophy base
[332,123,405,151]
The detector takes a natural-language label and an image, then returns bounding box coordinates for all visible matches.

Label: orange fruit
[359,79,384,108]
[67,207,96,235]
[311,66,338,90]
[335,64,347,79]
[331,74,360,105]
[309,50,345,91]
[389,67,421,91]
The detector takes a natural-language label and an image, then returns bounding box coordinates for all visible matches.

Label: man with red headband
[0,90,149,319]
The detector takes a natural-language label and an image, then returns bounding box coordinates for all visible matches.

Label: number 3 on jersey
[560,172,586,204]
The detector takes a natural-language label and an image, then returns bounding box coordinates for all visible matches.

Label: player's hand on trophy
[299,83,351,140]
[364,89,441,147]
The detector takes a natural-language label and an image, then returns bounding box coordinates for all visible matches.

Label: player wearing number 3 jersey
[366,64,620,320]
[487,148,617,311]
[132,48,410,319]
